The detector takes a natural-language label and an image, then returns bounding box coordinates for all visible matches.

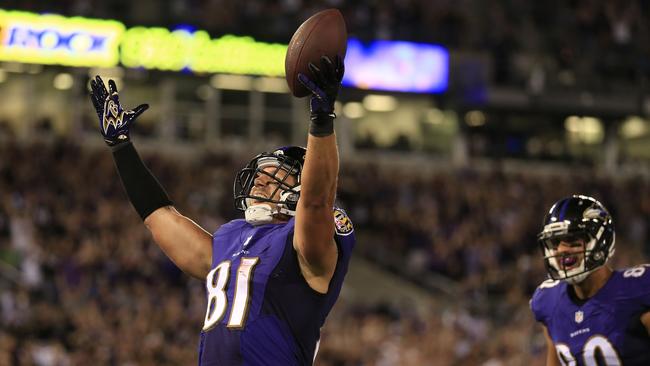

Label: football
[285,9,348,97]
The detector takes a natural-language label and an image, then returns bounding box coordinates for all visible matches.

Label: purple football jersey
[530,265,650,365]
[198,208,355,366]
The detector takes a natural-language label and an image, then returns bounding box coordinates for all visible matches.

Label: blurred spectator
[1,140,647,364]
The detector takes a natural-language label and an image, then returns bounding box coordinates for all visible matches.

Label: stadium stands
[1,1,649,364]
[1,140,647,364]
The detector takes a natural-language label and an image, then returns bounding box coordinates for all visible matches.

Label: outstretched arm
[90,76,212,279]
[293,56,344,293]
[145,207,212,278]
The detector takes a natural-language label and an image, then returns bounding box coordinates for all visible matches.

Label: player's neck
[572,266,613,299]
[271,214,290,224]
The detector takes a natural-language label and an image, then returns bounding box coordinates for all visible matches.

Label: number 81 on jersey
[203,257,259,330]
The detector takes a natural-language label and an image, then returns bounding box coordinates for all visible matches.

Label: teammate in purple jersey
[530,195,650,365]
[89,55,354,365]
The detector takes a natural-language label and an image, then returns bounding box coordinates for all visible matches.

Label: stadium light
[564,115,603,144]
[620,116,647,139]
[362,95,397,112]
[253,77,289,93]
[565,115,581,133]
[343,102,365,119]
[465,110,485,127]
[210,74,252,91]
[425,108,444,125]
[53,72,73,90]
[87,67,124,79]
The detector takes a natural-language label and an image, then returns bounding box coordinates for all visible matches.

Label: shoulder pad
[333,207,354,236]
[530,278,561,324]
[537,278,561,290]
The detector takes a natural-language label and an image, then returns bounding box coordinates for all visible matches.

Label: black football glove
[297,55,345,132]
[89,75,148,146]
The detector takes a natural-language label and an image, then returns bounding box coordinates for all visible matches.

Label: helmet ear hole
[291,194,299,203]
[286,193,299,203]
[280,190,300,211]
[592,251,604,261]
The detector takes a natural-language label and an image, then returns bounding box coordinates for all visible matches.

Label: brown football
[285,9,348,97]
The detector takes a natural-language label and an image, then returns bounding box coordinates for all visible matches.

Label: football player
[89,55,355,365]
[530,195,650,365]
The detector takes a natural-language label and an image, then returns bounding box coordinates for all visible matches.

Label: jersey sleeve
[642,266,650,307]
[620,264,650,308]
[319,207,355,323]
[333,206,355,257]
[530,279,560,324]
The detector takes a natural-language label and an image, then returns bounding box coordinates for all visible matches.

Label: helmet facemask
[234,148,303,225]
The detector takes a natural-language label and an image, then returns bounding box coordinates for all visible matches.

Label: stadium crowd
[5,0,649,89]
[1,139,648,365]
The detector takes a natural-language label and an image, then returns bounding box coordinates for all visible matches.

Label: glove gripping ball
[285,9,347,98]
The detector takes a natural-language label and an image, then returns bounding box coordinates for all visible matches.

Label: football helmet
[537,195,615,284]
[234,146,305,225]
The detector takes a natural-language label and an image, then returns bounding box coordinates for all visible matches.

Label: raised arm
[144,207,212,278]
[294,130,338,271]
[293,56,344,291]
[90,76,212,279]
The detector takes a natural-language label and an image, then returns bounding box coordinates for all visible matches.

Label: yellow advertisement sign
[0,9,286,76]
[0,9,124,67]
[121,28,287,76]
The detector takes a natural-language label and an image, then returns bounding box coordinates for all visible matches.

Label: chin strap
[244,186,300,225]
[244,202,298,225]
[564,268,597,285]
[245,204,275,225]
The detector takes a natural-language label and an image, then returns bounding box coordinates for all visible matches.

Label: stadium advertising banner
[0,8,448,93]
[0,9,124,67]
[120,27,286,76]
[343,39,449,94]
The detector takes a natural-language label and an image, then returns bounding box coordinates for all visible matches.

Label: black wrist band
[309,112,335,137]
[111,142,173,220]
